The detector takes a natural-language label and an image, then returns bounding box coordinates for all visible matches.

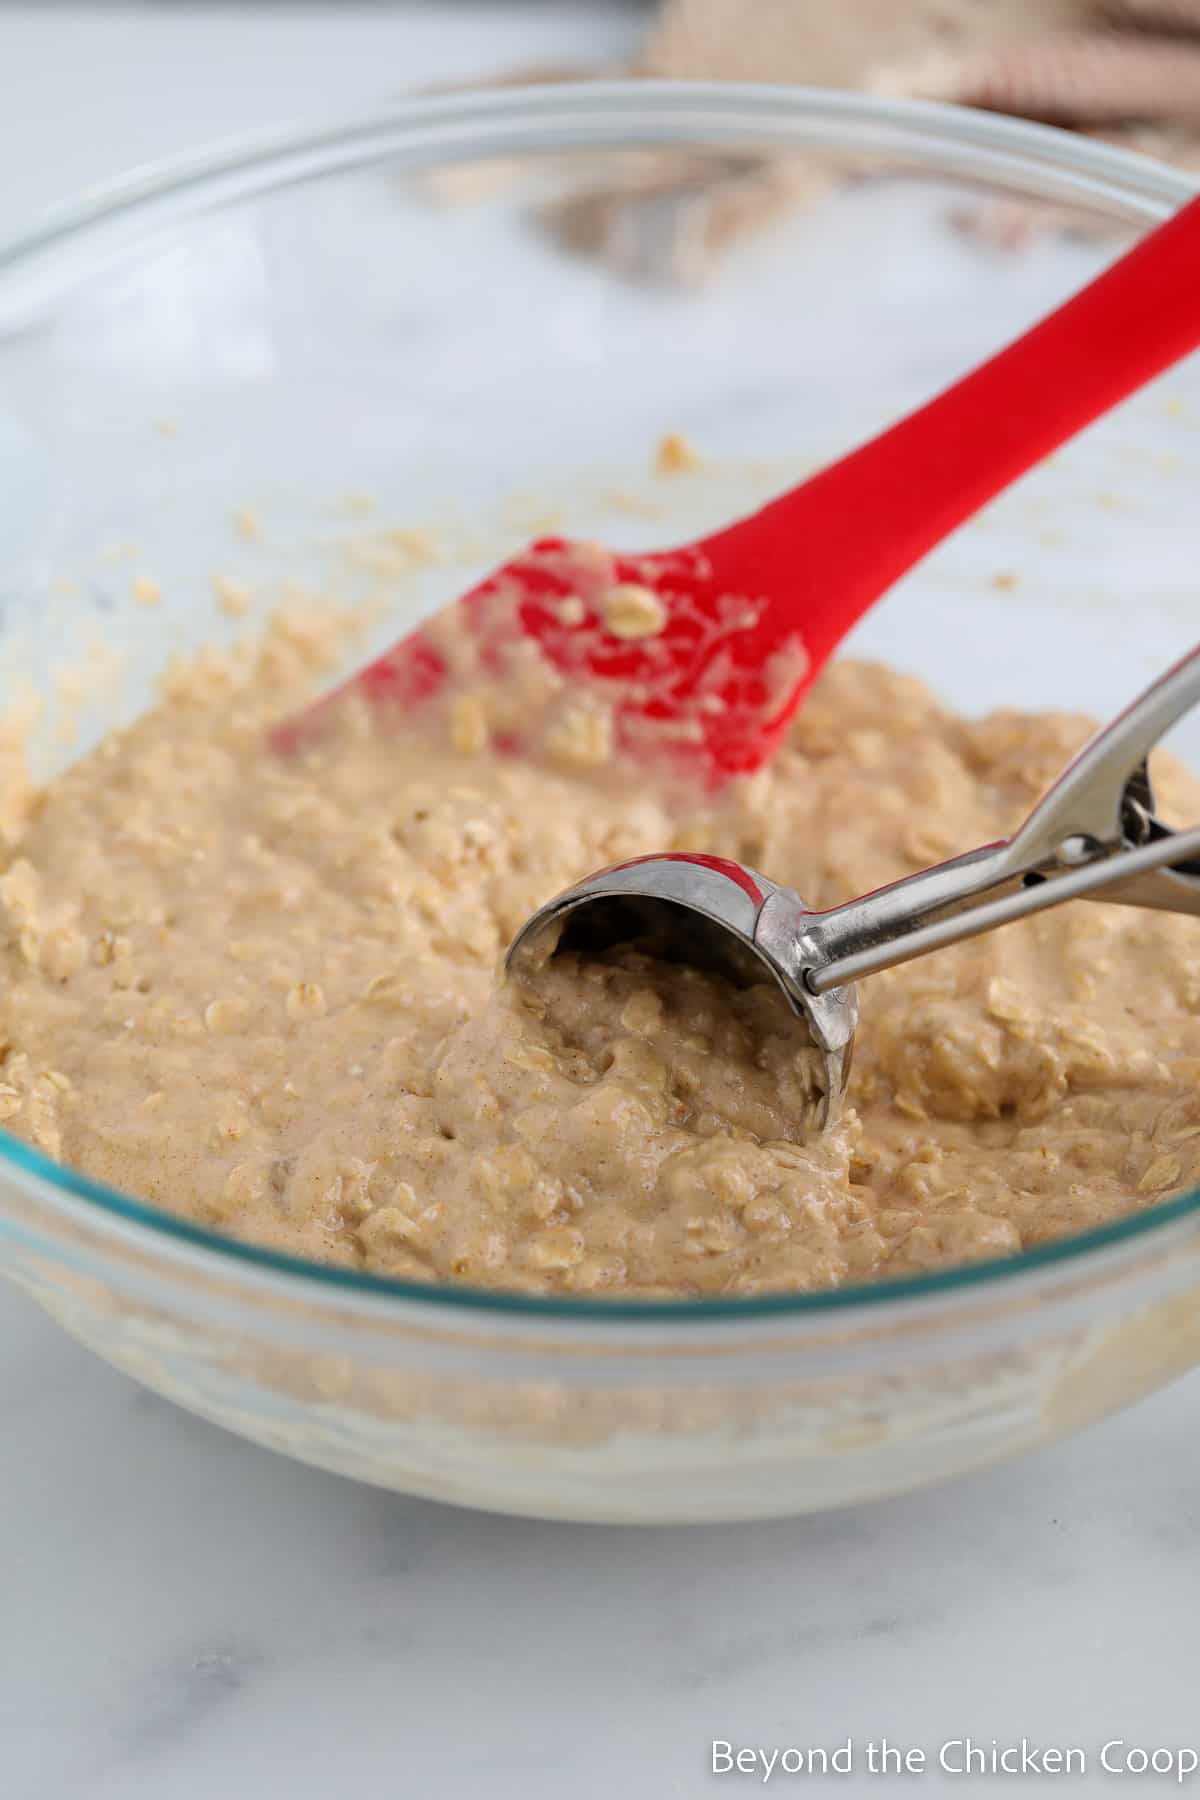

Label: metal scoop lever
[506,645,1200,1130]
[805,819,1200,994]
[802,641,1200,993]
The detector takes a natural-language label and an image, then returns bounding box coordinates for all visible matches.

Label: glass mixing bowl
[2,82,1200,1524]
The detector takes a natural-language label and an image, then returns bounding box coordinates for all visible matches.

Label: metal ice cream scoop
[506,645,1200,1130]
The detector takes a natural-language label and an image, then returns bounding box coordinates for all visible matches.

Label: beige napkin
[543,0,1200,278]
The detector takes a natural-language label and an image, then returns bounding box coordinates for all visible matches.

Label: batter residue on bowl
[2,606,1200,1298]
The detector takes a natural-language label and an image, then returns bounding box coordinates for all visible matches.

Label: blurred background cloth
[639,0,1200,150]
[12,2,1200,277]
[532,0,1200,275]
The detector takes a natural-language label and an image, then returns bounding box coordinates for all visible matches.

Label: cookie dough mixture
[3,609,1200,1299]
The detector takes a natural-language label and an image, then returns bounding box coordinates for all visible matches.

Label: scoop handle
[806,822,1200,993]
[805,637,1200,990]
[700,193,1200,670]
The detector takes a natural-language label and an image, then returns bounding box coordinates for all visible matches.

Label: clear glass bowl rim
[2,77,1199,1326]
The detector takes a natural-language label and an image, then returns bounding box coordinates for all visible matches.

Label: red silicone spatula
[279,194,1200,782]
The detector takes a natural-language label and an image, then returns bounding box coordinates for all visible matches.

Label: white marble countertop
[6,1282,1200,1797]
[3,8,1199,1797]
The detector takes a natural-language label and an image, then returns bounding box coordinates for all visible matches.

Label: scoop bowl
[505,851,859,1128]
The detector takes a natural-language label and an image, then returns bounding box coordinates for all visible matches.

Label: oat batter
[2,612,1199,1298]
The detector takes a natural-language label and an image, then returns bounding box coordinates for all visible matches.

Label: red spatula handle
[700,192,1200,670]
